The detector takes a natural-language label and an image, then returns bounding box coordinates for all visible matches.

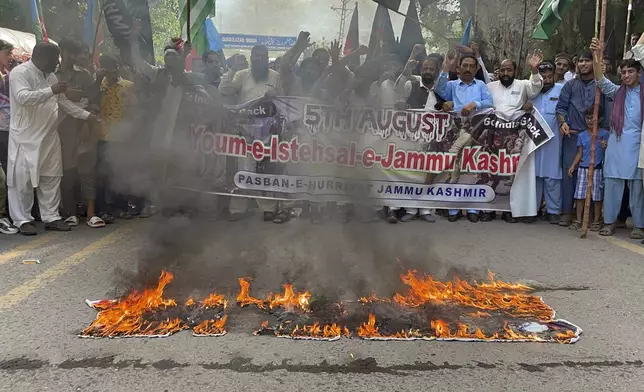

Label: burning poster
[166,95,554,215]
[81,271,228,338]
[81,271,581,343]
[237,272,582,344]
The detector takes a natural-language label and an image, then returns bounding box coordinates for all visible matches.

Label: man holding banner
[435,53,493,223]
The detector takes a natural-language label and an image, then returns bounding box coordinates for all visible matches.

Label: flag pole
[581,0,608,238]
[91,0,105,62]
[623,0,633,55]
[186,0,191,41]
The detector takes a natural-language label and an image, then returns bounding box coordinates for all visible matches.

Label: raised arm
[339,45,369,68]
[130,20,159,81]
[218,57,244,96]
[590,37,619,98]
[10,68,55,106]
[525,49,544,98]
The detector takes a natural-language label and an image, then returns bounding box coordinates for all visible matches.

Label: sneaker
[64,215,80,226]
[19,222,37,236]
[0,217,19,235]
[45,219,72,232]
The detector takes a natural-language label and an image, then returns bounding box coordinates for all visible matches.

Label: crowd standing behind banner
[0,27,643,242]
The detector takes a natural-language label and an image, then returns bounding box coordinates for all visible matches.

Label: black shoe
[19,222,37,236]
[45,219,71,232]
[480,212,495,222]
[386,209,399,224]
[502,212,518,223]
[448,212,462,222]
[466,212,480,223]
[523,216,537,224]
[549,214,561,225]
[263,211,275,222]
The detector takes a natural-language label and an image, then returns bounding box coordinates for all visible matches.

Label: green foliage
[150,0,181,63]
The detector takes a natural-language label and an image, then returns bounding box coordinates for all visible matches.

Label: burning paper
[243,271,582,344]
[81,271,228,338]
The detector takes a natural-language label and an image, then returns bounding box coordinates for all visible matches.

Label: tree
[149,0,181,62]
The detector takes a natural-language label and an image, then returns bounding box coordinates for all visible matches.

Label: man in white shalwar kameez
[7,43,96,235]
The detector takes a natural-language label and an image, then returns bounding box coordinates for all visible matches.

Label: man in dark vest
[390,52,445,223]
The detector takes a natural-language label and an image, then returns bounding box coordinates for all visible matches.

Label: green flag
[532,0,575,40]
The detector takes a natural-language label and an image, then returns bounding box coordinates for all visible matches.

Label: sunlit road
[1,214,644,391]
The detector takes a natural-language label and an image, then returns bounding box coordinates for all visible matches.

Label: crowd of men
[0,26,643,241]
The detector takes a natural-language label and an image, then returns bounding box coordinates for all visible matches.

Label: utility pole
[331,0,351,43]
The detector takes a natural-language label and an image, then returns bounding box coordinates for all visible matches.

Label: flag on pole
[532,0,576,40]
[180,0,216,43]
[30,0,49,43]
[461,17,473,46]
[372,0,402,12]
[84,0,104,65]
[367,4,397,60]
[344,2,360,56]
[399,0,425,64]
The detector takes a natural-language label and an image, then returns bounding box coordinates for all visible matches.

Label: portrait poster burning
[167,95,554,215]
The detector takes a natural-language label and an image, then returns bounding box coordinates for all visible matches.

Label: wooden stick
[581,0,608,238]
[623,0,633,55]
[186,0,191,41]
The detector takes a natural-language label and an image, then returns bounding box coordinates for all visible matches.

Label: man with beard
[220,44,290,223]
[435,53,493,223]
[590,38,644,239]
[8,43,98,235]
[486,52,544,223]
[554,53,573,84]
[389,50,445,223]
[530,62,564,224]
[556,51,606,227]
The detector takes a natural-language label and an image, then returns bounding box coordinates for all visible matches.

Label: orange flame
[193,315,228,336]
[236,278,311,312]
[236,278,265,308]
[357,313,422,340]
[82,271,187,337]
[392,270,553,321]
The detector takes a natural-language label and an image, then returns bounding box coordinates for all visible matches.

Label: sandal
[87,216,106,228]
[590,222,602,232]
[629,228,644,240]
[558,215,573,227]
[273,209,291,224]
[100,213,116,224]
[568,220,581,230]
[599,224,616,236]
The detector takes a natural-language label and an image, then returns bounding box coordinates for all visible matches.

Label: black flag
[344,2,360,68]
[398,0,425,68]
[367,4,397,60]
[103,0,155,64]
[372,0,402,12]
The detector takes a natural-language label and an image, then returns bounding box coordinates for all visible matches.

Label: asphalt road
[1,213,644,392]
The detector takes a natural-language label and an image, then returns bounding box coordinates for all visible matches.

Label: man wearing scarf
[555,51,606,227]
[590,38,644,239]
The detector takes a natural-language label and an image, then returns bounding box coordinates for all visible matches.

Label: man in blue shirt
[590,38,644,239]
[531,62,564,224]
[435,53,493,223]
[555,51,606,227]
